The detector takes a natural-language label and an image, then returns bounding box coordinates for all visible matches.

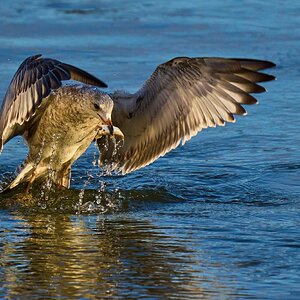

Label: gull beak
[96,120,124,139]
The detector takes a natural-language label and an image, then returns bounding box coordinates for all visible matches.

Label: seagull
[0,54,275,191]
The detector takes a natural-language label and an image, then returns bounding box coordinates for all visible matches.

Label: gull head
[87,89,124,140]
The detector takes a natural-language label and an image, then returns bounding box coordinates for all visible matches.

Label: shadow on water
[0,213,217,299]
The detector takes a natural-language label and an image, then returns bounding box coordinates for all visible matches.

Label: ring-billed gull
[0,54,275,191]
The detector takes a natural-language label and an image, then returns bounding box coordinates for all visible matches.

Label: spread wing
[97,56,276,174]
[0,54,107,150]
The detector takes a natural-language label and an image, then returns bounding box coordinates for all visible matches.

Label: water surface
[0,0,300,299]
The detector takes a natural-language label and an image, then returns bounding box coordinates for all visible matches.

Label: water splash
[74,137,125,214]
[1,132,126,213]
[33,137,46,170]
[97,135,124,176]
[76,171,98,213]
[0,172,15,192]
[92,151,97,167]
[39,133,61,207]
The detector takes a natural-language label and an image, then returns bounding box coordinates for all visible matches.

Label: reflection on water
[0,214,210,299]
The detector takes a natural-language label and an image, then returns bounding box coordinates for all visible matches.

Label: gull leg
[60,166,71,189]
[25,170,37,193]
[55,161,72,189]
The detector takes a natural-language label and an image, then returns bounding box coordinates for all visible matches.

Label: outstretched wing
[0,54,107,150]
[97,56,276,174]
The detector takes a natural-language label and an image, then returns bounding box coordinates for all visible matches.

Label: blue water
[0,0,300,299]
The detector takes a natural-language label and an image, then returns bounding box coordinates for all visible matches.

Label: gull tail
[4,162,34,192]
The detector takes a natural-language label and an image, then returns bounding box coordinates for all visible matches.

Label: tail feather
[4,163,34,191]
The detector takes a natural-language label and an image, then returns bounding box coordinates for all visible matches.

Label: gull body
[13,86,114,189]
[0,54,275,191]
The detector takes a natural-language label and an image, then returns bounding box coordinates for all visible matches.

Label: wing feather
[0,54,108,150]
[97,56,275,174]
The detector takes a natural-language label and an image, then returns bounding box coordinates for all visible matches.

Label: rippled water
[0,0,300,299]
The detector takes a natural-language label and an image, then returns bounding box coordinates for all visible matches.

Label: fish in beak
[96,120,124,139]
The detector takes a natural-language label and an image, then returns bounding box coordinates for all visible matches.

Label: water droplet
[40,202,47,210]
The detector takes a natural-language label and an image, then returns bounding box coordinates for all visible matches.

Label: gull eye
[94,103,100,110]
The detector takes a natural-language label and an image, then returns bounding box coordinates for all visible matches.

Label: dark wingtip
[267,61,276,68]
[255,59,276,69]
[234,58,276,71]
[261,73,276,82]
[62,62,108,88]
[26,54,42,62]
[99,81,108,88]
